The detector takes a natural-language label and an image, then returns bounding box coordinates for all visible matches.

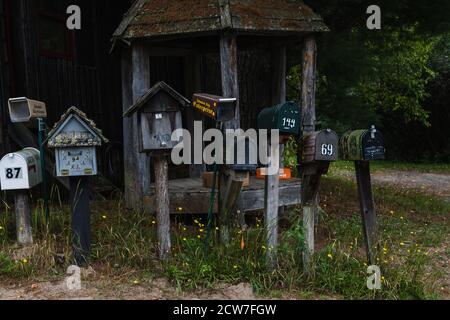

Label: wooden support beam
[220,32,240,130]
[264,44,286,269]
[184,54,205,178]
[301,36,318,276]
[154,155,171,262]
[355,161,379,265]
[219,31,241,244]
[14,191,33,246]
[121,43,152,210]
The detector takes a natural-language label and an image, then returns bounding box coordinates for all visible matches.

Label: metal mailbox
[340,126,385,161]
[47,107,108,177]
[192,93,237,122]
[8,97,47,123]
[302,129,339,163]
[124,82,189,154]
[257,102,301,136]
[0,148,42,190]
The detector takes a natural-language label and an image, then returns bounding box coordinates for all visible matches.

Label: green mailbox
[257,102,301,136]
[340,126,385,161]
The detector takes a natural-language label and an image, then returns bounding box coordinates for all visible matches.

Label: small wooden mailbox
[340,126,385,161]
[302,129,339,163]
[124,81,189,154]
[192,93,237,122]
[0,148,42,191]
[257,102,301,137]
[47,107,108,177]
[8,97,47,123]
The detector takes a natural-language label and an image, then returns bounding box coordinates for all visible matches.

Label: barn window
[37,12,74,59]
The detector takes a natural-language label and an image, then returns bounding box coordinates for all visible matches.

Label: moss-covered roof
[113,0,329,40]
[47,107,109,148]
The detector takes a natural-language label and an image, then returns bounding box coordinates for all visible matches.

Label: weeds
[0,169,448,299]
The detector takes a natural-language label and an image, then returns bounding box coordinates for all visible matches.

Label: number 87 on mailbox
[0,148,42,191]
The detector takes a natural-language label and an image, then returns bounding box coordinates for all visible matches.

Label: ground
[0,162,449,300]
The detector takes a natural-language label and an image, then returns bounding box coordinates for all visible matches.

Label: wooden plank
[154,156,171,262]
[147,177,301,214]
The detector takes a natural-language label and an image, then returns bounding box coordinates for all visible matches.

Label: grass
[0,168,448,299]
[331,161,450,174]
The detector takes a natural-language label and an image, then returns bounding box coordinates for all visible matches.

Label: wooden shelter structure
[113,0,329,216]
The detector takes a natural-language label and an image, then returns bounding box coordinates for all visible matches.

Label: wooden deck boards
[146,177,302,214]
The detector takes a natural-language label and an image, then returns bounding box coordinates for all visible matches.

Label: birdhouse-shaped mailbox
[340,126,385,161]
[124,81,189,154]
[0,148,42,190]
[192,93,237,122]
[302,129,339,163]
[257,102,301,137]
[46,107,108,177]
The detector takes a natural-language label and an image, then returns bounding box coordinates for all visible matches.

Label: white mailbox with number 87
[0,148,42,190]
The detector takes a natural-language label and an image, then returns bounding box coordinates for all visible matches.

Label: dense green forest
[293,1,450,161]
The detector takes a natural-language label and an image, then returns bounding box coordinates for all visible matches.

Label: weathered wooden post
[0,148,42,246]
[300,36,318,275]
[340,126,385,264]
[47,107,108,266]
[258,102,301,269]
[124,81,189,262]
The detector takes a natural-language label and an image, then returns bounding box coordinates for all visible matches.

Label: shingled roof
[46,107,109,148]
[112,0,329,41]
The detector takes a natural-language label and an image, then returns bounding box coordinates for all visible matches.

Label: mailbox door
[56,147,97,177]
[362,131,385,160]
[0,155,29,190]
[340,130,366,161]
[276,103,300,136]
[314,130,339,161]
[140,111,182,153]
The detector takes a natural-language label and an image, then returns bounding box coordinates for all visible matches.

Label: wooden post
[219,169,247,243]
[301,36,318,275]
[264,45,286,269]
[219,31,241,244]
[355,161,379,265]
[14,191,33,246]
[184,54,205,178]
[70,176,91,267]
[220,32,240,130]
[123,42,151,211]
[154,155,171,262]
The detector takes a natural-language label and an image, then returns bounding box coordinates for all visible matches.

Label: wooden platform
[147,177,302,214]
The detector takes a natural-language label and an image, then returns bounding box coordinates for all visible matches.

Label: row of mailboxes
[0,148,42,191]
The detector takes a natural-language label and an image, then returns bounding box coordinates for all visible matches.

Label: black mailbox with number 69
[302,129,339,163]
[257,102,301,137]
